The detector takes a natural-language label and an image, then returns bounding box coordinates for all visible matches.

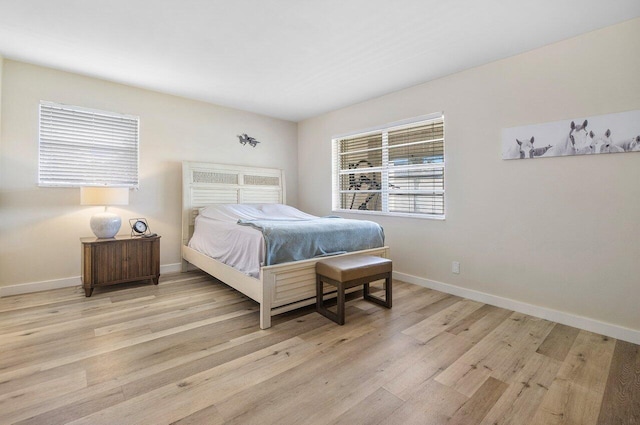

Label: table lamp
[81,187,129,238]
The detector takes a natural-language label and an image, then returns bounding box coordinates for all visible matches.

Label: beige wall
[298,19,640,331]
[0,60,298,286]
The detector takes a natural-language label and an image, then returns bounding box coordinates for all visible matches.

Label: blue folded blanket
[237,217,384,266]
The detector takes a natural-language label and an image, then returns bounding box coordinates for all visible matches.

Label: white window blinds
[38,101,139,187]
[332,115,445,218]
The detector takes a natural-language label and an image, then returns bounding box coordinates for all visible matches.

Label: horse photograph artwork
[501,109,640,160]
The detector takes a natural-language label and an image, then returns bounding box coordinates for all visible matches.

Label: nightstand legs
[84,287,93,297]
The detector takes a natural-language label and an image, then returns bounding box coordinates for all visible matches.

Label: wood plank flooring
[0,271,638,425]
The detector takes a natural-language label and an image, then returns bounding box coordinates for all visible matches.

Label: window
[38,101,139,187]
[332,114,444,218]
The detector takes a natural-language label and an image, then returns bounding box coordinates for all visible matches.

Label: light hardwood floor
[0,271,638,425]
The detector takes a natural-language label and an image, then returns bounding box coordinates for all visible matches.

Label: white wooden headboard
[182,161,286,245]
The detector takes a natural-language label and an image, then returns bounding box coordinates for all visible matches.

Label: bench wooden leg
[316,274,323,312]
[316,275,343,325]
[363,273,392,309]
[385,275,392,308]
[336,283,345,325]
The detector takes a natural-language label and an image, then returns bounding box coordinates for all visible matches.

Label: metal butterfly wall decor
[237,133,260,147]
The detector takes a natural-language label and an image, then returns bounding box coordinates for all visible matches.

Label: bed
[181,161,390,329]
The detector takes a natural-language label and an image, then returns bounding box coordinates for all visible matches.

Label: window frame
[331,113,445,220]
[38,101,140,188]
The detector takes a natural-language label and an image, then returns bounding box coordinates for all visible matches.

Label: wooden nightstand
[81,235,161,297]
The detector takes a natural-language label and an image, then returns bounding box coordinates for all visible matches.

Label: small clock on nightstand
[129,218,155,237]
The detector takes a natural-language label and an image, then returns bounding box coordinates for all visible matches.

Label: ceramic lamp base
[90,212,122,238]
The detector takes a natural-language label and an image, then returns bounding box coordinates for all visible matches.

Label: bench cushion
[316,255,392,282]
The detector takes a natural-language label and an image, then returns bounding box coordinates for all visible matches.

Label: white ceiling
[0,1,639,122]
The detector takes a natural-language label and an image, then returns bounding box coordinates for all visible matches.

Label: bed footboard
[183,244,390,329]
[259,246,390,329]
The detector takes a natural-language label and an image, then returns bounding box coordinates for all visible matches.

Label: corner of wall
[0,54,4,187]
[0,53,3,131]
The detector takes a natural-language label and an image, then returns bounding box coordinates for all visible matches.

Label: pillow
[199,204,318,222]
[259,204,317,220]
[199,204,266,222]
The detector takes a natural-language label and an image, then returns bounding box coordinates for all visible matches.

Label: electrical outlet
[452,261,460,274]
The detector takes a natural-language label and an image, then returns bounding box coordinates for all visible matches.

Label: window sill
[332,209,445,221]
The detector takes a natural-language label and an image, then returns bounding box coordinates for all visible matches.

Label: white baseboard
[394,271,640,345]
[160,263,185,274]
[0,262,190,298]
[0,276,83,297]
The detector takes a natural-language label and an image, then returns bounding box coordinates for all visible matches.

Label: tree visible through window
[38,101,139,187]
[332,115,444,218]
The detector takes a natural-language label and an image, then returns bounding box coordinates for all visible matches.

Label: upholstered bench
[315,255,392,325]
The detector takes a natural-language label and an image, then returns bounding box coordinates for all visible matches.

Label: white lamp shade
[81,187,129,206]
